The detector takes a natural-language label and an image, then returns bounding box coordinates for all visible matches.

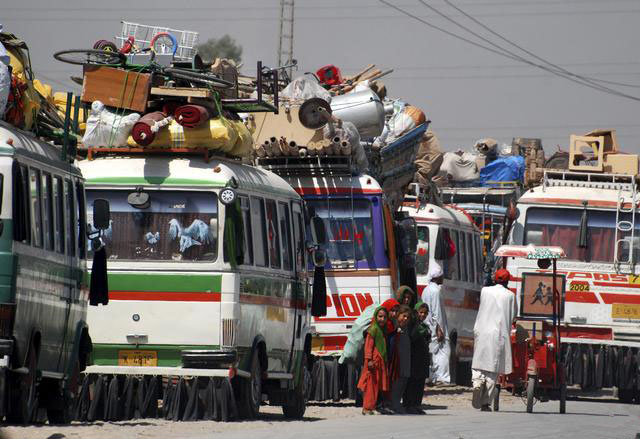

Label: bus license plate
[118,350,158,366]
[611,304,640,320]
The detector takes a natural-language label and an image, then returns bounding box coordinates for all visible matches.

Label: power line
[415,0,640,93]
[377,0,640,102]
[442,0,640,88]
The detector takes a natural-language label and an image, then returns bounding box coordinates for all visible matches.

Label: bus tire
[283,353,308,419]
[238,353,262,419]
[7,342,38,424]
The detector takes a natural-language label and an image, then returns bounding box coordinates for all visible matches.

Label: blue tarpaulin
[479,155,525,185]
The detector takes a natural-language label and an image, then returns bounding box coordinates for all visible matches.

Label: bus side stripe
[109,291,221,302]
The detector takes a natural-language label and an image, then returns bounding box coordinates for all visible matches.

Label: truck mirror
[93,199,111,230]
[312,248,327,267]
[311,216,327,245]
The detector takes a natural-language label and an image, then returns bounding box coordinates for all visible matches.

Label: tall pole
[277,0,295,76]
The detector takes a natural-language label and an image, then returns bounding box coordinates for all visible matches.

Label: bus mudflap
[309,357,360,402]
[75,374,238,422]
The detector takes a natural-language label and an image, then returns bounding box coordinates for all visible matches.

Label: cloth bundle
[174,104,211,129]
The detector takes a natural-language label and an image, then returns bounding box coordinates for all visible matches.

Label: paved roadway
[203,398,639,439]
[2,392,638,439]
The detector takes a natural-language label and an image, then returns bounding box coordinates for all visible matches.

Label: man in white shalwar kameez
[471,269,517,411]
[421,262,450,384]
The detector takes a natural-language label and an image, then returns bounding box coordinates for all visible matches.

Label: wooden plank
[81,66,151,112]
[151,87,212,98]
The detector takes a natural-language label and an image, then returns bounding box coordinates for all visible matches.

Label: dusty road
[1,387,638,439]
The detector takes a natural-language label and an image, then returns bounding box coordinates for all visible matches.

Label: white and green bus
[79,153,326,420]
[0,121,108,424]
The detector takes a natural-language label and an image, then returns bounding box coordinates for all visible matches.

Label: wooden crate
[82,66,152,112]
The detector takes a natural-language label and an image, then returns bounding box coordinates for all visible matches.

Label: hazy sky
[4,0,639,153]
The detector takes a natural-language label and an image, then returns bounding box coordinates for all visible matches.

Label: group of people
[356,263,518,415]
[356,262,452,415]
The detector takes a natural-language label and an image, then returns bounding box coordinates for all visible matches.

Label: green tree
[196,35,242,63]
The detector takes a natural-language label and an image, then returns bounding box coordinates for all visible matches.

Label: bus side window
[292,203,304,273]
[239,196,253,266]
[265,199,281,269]
[76,181,87,259]
[476,235,484,284]
[416,226,429,276]
[41,172,54,251]
[29,167,43,248]
[278,202,292,272]
[53,176,64,254]
[12,163,30,243]
[449,230,459,281]
[250,197,268,267]
[65,179,76,257]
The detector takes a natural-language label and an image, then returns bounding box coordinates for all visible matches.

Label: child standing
[357,306,389,415]
[404,301,432,414]
[389,304,412,414]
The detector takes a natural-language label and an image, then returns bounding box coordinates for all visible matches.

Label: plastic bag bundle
[385,101,426,145]
[439,151,480,182]
[338,303,378,365]
[82,101,140,147]
[342,121,368,172]
[281,75,332,103]
[0,62,9,117]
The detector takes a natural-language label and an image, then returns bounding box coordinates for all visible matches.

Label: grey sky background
[4,0,639,153]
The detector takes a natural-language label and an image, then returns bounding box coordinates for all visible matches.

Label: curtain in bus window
[251,197,268,267]
[53,177,64,254]
[239,197,253,265]
[86,190,218,261]
[459,232,467,282]
[278,202,292,271]
[524,208,623,263]
[306,198,375,267]
[265,200,281,269]
[416,226,430,275]
[29,168,42,248]
[65,180,75,257]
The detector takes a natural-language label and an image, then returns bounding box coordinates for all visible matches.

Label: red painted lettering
[341,294,359,317]
[356,293,374,311]
[332,294,345,317]
[610,274,628,283]
[593,273,610,281]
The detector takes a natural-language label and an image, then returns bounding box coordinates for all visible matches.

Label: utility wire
[377,0,640,102]
[415,0,640,96]
[442,0,640,88]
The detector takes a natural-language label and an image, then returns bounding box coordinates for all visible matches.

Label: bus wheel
[8,343,38,424]
[282,354,308,419]
[238,354,262,419]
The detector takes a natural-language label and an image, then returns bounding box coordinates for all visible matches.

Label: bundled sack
[82,101,140,147]
[131,111,173,146]
[338,303,378,365]
[414,130,444,185]
[281,75,332,103]
[479,155,525,185]
[385,101,427,145]
[438,151,480,182]
[128,117,252,157]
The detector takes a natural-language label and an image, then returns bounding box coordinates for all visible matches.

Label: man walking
[471,269,517,411]
[421,263,450,384]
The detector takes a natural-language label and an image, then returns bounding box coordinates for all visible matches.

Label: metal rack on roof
[255,155,354,177]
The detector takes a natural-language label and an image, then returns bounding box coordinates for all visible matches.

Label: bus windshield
[306,198,374,267]
[87,189,218,261]
[524,207,637,263]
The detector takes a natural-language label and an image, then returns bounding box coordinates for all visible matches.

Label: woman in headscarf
[397,285,417,309]
[403,301,431,414]
[357,306,390,415]
[421,262,451,384]
[387,304,412,413]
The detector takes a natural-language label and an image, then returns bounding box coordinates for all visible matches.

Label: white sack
[82,101,140,147]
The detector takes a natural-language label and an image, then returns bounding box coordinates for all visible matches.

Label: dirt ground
[0,386,617,439]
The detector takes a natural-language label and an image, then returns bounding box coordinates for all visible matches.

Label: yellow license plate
[118,350,158,366]
[611,303,640,320]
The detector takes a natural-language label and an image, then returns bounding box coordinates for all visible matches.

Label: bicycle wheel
[163,67,234,89]
[54,49,126,66]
